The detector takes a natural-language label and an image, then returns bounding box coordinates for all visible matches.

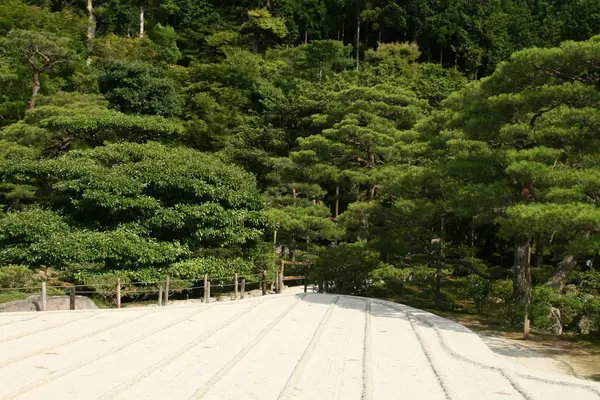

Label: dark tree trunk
[535,237,544,267]
[513,235,532,305]
[28,70,40,110]
[368,151,375,199]
[356,19,360,70]
[546,255,576,291]
[335,185,340,217]
[266,0,270,11]
[378,29,381,43]
[435,217,446,309]
[342,23,345,43]
[304,30,308,44]
[440,46,443,66]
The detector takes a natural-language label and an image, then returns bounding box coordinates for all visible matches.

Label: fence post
[276,272,281,294]
[304,273,308,293]
[262,271,267,296]
[69,286,76,310]
[234,273,238,300]
[116,278,121,309]
[41,281,47,311]
[203,274,208,303]
[241,278,245,299]
[158,286,163,307]
[164,275,169,306]
[206,279,211,303]
[279,271,284,293]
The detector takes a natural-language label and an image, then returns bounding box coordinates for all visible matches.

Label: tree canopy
[1,0,600,334]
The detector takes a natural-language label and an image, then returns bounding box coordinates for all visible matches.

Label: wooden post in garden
[116,278,121,309]
[234,273,238,300]
[304,273,308,293]
[206,279,211,303]
[262,271,267,295]
[279,270,284,293]
[41,281,47,311]
[69,286,76,310]
[241,278,246,299]
[158,286,163,306]
[203,274,208,303]
[164,275,169,306]
[275,272,280,294]
[523,294,531,339]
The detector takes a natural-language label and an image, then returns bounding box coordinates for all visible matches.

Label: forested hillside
[1,0,600,334]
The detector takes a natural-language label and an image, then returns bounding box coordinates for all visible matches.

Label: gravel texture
[0,291,599,400]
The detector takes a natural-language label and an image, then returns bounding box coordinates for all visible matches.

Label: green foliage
[241,8,288,52]
[0,142,269,275]
[1,0,600,334]
[312,242,382,295]
[0,265,31,288]
[464,274,493,314]
[148,24,182,64]
[40,111,184,145]
[98,59,182,117]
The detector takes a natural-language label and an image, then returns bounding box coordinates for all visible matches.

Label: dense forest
[1,0,600,334]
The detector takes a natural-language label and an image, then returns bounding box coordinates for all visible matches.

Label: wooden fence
[2,270,312,311]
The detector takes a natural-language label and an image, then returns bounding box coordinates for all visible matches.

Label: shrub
[312,242,381,295]
[0,265,31,289]
[464,274,493,314]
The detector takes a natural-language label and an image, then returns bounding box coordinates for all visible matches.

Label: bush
[312,242,382,295]
[576,269,600,295]
[370,264,409,297]
[464,274,493,314]
[0,265,31,289]
[530,285,561,331]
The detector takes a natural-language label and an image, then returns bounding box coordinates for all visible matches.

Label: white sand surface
[0,292,599,400]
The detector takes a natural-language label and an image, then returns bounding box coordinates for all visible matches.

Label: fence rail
[0,271,310,311]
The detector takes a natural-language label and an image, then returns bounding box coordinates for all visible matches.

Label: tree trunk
[440,45,443,66]
[337,29,340,41]
[86,0,96,52]
[355,19,360,71]
[252,34,258,53]
[368,150,374,168]
[304,30,308,44]
[139,5,144,38]
[28,70,40,110]
[335,185,340,218]
[436,217,446,309]
[342,23,345,43]
[546,255,576,291]
[513,235,532,306]
[369,184,376,200]
[266,0,270,11]
[378,29,382,43]
[365,24,368,49]
[535,237,544,267]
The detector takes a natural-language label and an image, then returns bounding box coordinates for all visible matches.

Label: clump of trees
[0,0,600,334]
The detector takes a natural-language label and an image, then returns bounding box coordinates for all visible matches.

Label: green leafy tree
[0,142,270,275]
[98,59,182,117]
[241,8,288,53]
[1,29,75,109]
